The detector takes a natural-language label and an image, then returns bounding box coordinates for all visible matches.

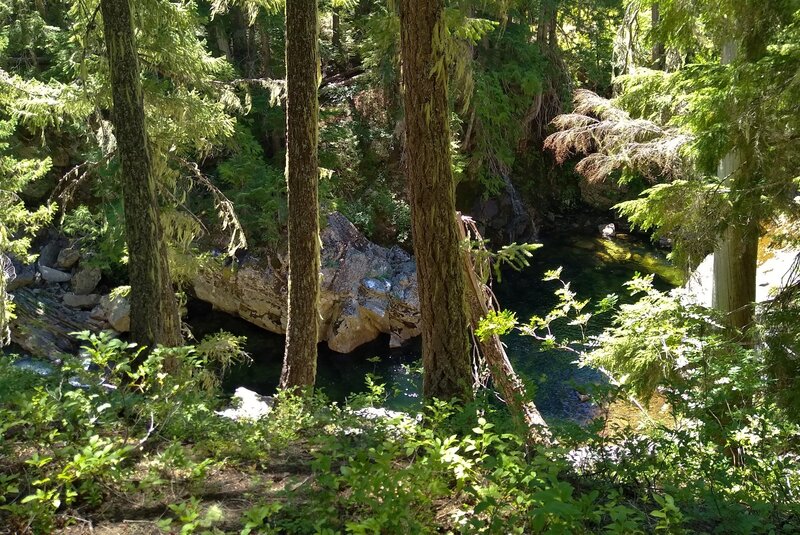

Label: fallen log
[457,214,552,445]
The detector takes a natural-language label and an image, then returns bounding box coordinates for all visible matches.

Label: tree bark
[332,9,341,52]
[258,18,271,77]
[214,20,233,62]
[399,0,472,401]
[712,221,758,334]
[712,40,759,338]
[651,3,666,69]
[537,0,557,47]
[230,6,251,72]
[100,0,181,349]
[279,0,320,389]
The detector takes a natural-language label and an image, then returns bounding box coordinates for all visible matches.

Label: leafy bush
[2,288,800,534]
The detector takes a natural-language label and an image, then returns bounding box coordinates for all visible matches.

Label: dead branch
[458,213,552,445]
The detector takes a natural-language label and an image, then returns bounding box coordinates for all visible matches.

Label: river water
[187,226,682,423]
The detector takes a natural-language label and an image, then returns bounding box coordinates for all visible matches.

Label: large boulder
[38,241,62,268]
[72,266,101,295]
[100,293,131,332]
[56,247,81,269]
[39,264,72,283]
[194,212,421,353]
[5,257,36,291]
[10,287,106,360]
[63,292,101,309]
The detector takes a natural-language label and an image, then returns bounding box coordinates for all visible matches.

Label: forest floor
[52,445,316,534]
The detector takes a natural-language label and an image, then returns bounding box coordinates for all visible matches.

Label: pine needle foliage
[545,88,691,184]
[546,1,800,271]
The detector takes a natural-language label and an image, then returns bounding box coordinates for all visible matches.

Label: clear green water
[188,229,680,422]
[493,231,680,422]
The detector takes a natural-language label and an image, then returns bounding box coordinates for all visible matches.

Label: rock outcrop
[6,213,421,358]
[471,175,538,245]
[10,287,106,359]
[194,212,420,353]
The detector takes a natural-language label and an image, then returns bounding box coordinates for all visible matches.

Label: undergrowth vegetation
[2,273,799,533]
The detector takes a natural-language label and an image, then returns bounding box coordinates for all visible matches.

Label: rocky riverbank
[194,212,421,353]
[5,212,422,359]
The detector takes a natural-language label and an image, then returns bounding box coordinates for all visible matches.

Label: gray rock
[89,304,106,321]
[327,298,381,353]
[599,223,616,238]
[6,259,36,291]
[362,277,391,296]
[100,293,130,332]
[9,287,106,360]
[63,292,101,309]
[56,247,81,269]
[72,266,101,295]
[194,212,421,352]
[39,264,72,283]
[472,179,539,245]
[38,242,61,268]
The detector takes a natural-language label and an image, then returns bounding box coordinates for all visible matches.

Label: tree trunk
[258,18,271,77]
[230,6,251,73]
[548,2,558,48]
[215,20,233,62]
[651,4,665,69]
[537,0,556,47]
[100,0,181,349]
[332,9,341,53]
[279,0,320,389]
[711,41,759,338]
[399,0,472,401]
[712,222,758,334]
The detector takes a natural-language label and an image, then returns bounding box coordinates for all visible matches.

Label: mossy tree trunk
[279,0,320,389]
[399,0,472,401]
[100,0,181,349]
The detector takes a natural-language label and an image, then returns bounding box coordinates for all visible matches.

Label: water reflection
[186,304,423,407]
[494,230,679,422]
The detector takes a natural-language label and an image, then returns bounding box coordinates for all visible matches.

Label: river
[187,225,682,423]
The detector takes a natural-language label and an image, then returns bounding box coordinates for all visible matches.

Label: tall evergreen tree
[711,39,758,336]
[399,0,473,400]
[279,0,321,389]
[547,0,799,340]
[100,0,181,348]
